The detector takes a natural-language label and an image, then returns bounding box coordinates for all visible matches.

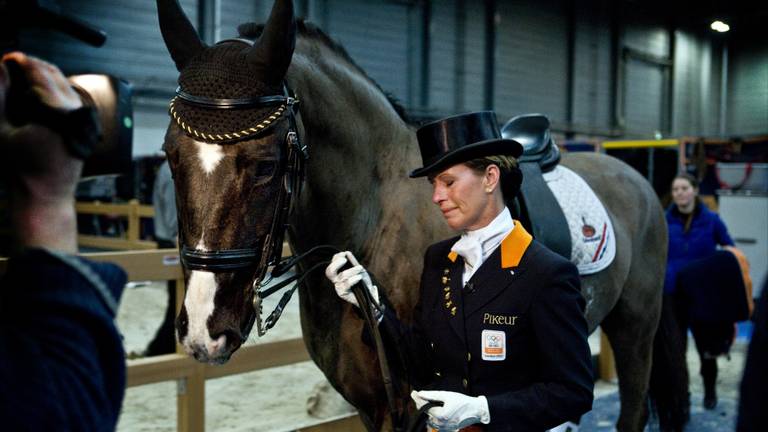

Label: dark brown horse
[156,0,685,430]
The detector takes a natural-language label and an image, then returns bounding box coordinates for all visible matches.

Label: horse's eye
[255,161,277,179]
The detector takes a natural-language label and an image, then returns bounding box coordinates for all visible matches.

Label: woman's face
[430,163,495,231]
[671,177,697,209]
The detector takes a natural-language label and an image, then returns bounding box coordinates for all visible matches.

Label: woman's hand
[411,390,490,430]
[324,251,379,308]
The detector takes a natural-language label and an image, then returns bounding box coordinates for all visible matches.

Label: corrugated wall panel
[623,18,669,59]
[322,0,412,103]
[572,3,612,131]
[462,2,487,112]
[19,0,197,93]
[429,0,458,111]
[621,17,670,136]
[495,0,568,122]
[624,58,664,135]
[697,38,722,137]
[728,41,768,135]
[672,30,720,136]
[220,1,266,39]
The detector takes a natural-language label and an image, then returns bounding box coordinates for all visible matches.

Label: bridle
[171,37,307,337]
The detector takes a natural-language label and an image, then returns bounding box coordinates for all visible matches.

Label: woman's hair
[464,155,523,202]
[672,172,699,190]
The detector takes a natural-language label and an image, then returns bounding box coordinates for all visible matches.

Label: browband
[175,87,294,110]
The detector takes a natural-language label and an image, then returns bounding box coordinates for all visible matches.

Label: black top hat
[410,111,523,178]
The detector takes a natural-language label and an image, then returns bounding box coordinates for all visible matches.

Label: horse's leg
[600,279,660,432]
[145,279,177,356]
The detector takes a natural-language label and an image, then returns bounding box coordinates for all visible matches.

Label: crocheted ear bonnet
[169,39,287,143]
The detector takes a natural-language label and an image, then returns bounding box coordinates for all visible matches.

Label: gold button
[462,378,468,388]
[467,352,471,361]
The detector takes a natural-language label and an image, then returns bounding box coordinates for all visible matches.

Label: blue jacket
[0,249,126,431]
[664,202,734,294]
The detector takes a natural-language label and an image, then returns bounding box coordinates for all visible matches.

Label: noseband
[172,38,307,336]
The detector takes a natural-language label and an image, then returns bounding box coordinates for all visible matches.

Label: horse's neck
[287,49,418,251]
[286,42,451,314]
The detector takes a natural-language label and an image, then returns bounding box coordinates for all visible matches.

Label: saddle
[501,114,571,260]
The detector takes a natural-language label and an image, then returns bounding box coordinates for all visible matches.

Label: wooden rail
[82,249,361,432]
[76,199,158,250]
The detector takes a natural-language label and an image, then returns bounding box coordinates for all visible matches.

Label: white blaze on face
[182,238,220,352]
[195,140,224,174]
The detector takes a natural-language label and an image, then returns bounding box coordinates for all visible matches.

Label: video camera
[1,0,133,178]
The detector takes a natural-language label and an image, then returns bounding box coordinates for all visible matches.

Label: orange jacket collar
[448,220,532,268]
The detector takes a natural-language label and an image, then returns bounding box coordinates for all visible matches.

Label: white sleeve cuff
[477,395,491,424]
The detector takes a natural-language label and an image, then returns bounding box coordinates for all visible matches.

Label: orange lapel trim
[448,251,458,262]
[501,220,533,268]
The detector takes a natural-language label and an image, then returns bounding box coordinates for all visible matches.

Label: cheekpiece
[410,111,523,178]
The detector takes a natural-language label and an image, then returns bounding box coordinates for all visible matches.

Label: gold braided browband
[169,96,290,142]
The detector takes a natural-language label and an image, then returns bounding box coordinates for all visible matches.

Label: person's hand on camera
[0,52,84,253]
[325,251,380,308]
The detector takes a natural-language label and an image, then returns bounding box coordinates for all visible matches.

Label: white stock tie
[451,235,484,272]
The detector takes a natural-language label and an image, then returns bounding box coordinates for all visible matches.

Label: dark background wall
[8,0,768,156]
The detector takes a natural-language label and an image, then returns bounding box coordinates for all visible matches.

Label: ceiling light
[710,20,730,33]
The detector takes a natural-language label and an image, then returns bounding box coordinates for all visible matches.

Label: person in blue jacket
[665,173,734,410]
[326,112,593,431]
[0,52,127,431]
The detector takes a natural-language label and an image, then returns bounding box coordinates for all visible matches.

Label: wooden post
[127,199,140,243]
[177,365,205,432]
[599,330,617,382]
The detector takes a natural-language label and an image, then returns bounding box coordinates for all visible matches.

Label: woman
[326,112,594,431]
[665,173,735,410]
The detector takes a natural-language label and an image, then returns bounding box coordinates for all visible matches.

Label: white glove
[411,390,490,431]
[324,251,379,308]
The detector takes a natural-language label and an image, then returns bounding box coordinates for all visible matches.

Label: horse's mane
[237,20,410,123]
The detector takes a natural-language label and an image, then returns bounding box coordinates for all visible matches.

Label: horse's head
[157,0,297,363]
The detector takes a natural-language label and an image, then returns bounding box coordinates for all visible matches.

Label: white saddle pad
[542,165,616,275]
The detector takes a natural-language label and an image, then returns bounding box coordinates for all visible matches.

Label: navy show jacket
[380,221,594,431]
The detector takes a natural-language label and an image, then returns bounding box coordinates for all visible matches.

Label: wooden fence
[85,249,364,432]
[76,199,158,250]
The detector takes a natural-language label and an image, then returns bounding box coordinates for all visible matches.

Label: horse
[156,0,686,430]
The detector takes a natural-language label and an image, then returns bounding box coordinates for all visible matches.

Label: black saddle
[502,114,571,260]
[501,113,560,172]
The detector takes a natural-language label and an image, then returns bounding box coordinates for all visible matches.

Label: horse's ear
[248,0,296,86]
[157,0,206,71]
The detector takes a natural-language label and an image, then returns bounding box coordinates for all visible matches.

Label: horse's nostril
[210,330,239,351]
